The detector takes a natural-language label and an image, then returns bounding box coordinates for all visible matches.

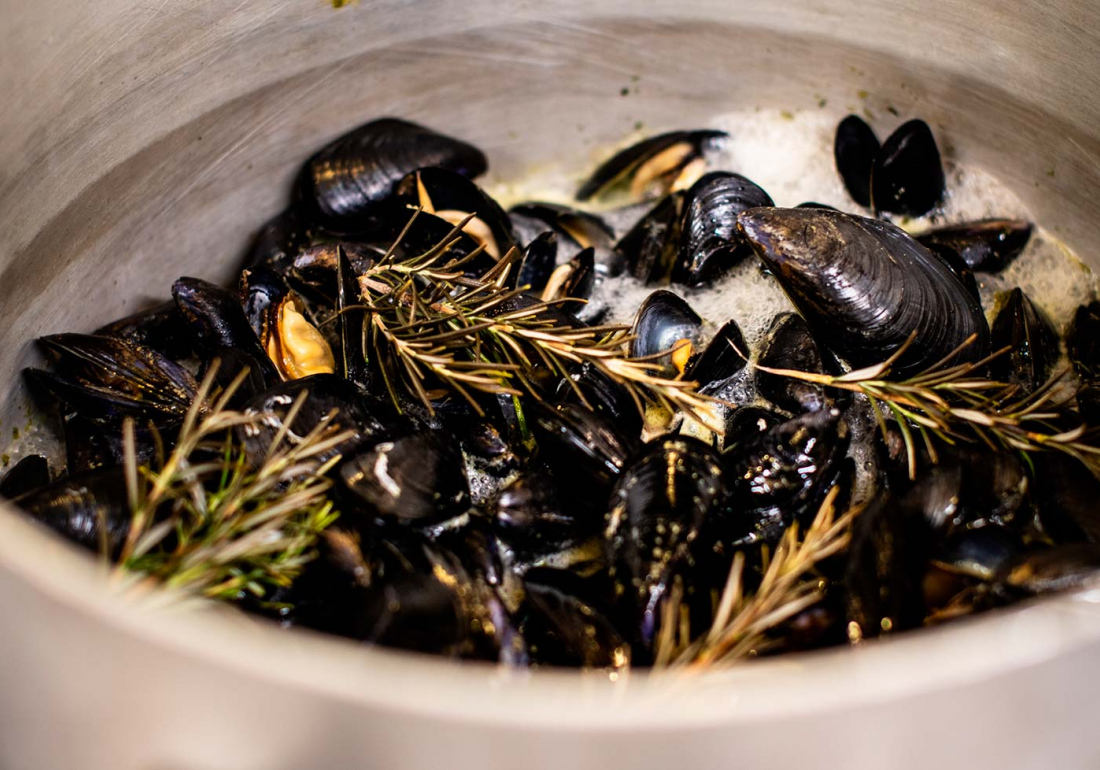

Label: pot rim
[3,499,1099,729]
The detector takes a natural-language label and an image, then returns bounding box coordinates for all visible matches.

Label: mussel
[738,207,990,378]
[302,118,487,230]
[628,290,702,377]
[685,319,748,393]
[722,408,850,544]
[755,312,830,413]
[605,436,726,647]
[871,119,945,216]
[675,172,773,286]
[833,115,880,208]
[615,193,683,284]
[529,402,638,503]
[340,430,471,526]
[917,219,1033,273]
[576,129,727,203]
[26,334,198,428]
[94,299,193,362]
[521,567,630,669]
[989,288,1059,392]
[13,466,132,556]
[1068,300,1100,380]
[240,267,335,380]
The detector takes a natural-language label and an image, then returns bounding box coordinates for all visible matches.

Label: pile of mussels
[4,114,1100,669]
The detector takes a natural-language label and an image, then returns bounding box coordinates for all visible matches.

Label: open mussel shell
[738,207,990,378]
[722,406,783,450]
[301,117,487,231]
[614,192,682,284]
[684,319,747,393]
[833,115,880,208]
[396,167,516,261]
[756,312,831,413]
[542,247,596,308]
[509,202,622,278]
[386,207,499,279]
[990,288,1059,393]
[628,290,703,377]
[94,299,193,362]
[722,408,850,545]
[0,455,50,499]
[871,119,944,217]
[340,430,471,526]
[674,172,774,286]
[553,363,644,439]
[605,436,726,648]
[917,218,1033,273]
[242,270,335,381]
[1068,299,1100,380]
[12,466,132,557]
[513,231,558,292]
[528,402,638,504]
[520,567,630,669]
[576,129,727,203]
[173,276,280,384]
[26,333,199,428]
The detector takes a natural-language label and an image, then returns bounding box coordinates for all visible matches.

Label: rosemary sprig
[751,332,1100,479]
[349,211,720,429]
[656,487,857,668]
[117,366,353,602]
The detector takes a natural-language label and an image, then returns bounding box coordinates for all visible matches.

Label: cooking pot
[3,2,1100,768]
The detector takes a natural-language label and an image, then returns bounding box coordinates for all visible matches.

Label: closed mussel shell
[917,219,1033,274]
[756,312,830,413]
[990,288,1059,393]
[871,119,945,217]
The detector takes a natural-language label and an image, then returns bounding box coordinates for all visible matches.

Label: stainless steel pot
[3,2,1100,768]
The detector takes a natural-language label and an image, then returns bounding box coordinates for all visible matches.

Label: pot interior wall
[3,14,1099,460]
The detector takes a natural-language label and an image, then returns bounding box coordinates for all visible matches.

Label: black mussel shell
[453,420,521,479]
[606,436,726,647]
[917,219,1032,273]
[239,374,394,465]
[576,129,727,203]
[13,466,132,556]
[933,449,1031,536]
[509,202,616,251]
[1000,544,1100,595]
[289,241,377,305]
[934,527,1022,582]
[990,288,1059,393]
[94,300,193,362]
[172,277,280,383]
[63,412,163,474]
[494,470,590,556]
[26,334,198,428]
[244,207,312,275]
[675,172,773,286]
[341,430,470,526]
[1078,383,1100,424]
[554,363,644,439]
[542,247,596,308]
[629,290,703,377]
[396,167,516,261]
[684,319,747,393]
[871,119,944,217]
[336,245,371,389]
[302,117,487,231]
[239,265,289,343]
[513,231,558,292]
[0,455,50,499]
[521,567,630,669]
[1068,300,1100,380]
[1033,454,1100,544]
[844,486,933,639]
[722,406,783,450]
[386,207,498,279]
[833,115,880,208]
[756,313,830,413]
[615,193,683,285]
[738,207,990,378]
[722,408,850,544]
[529,402,638,502]
[797,201,840,211]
